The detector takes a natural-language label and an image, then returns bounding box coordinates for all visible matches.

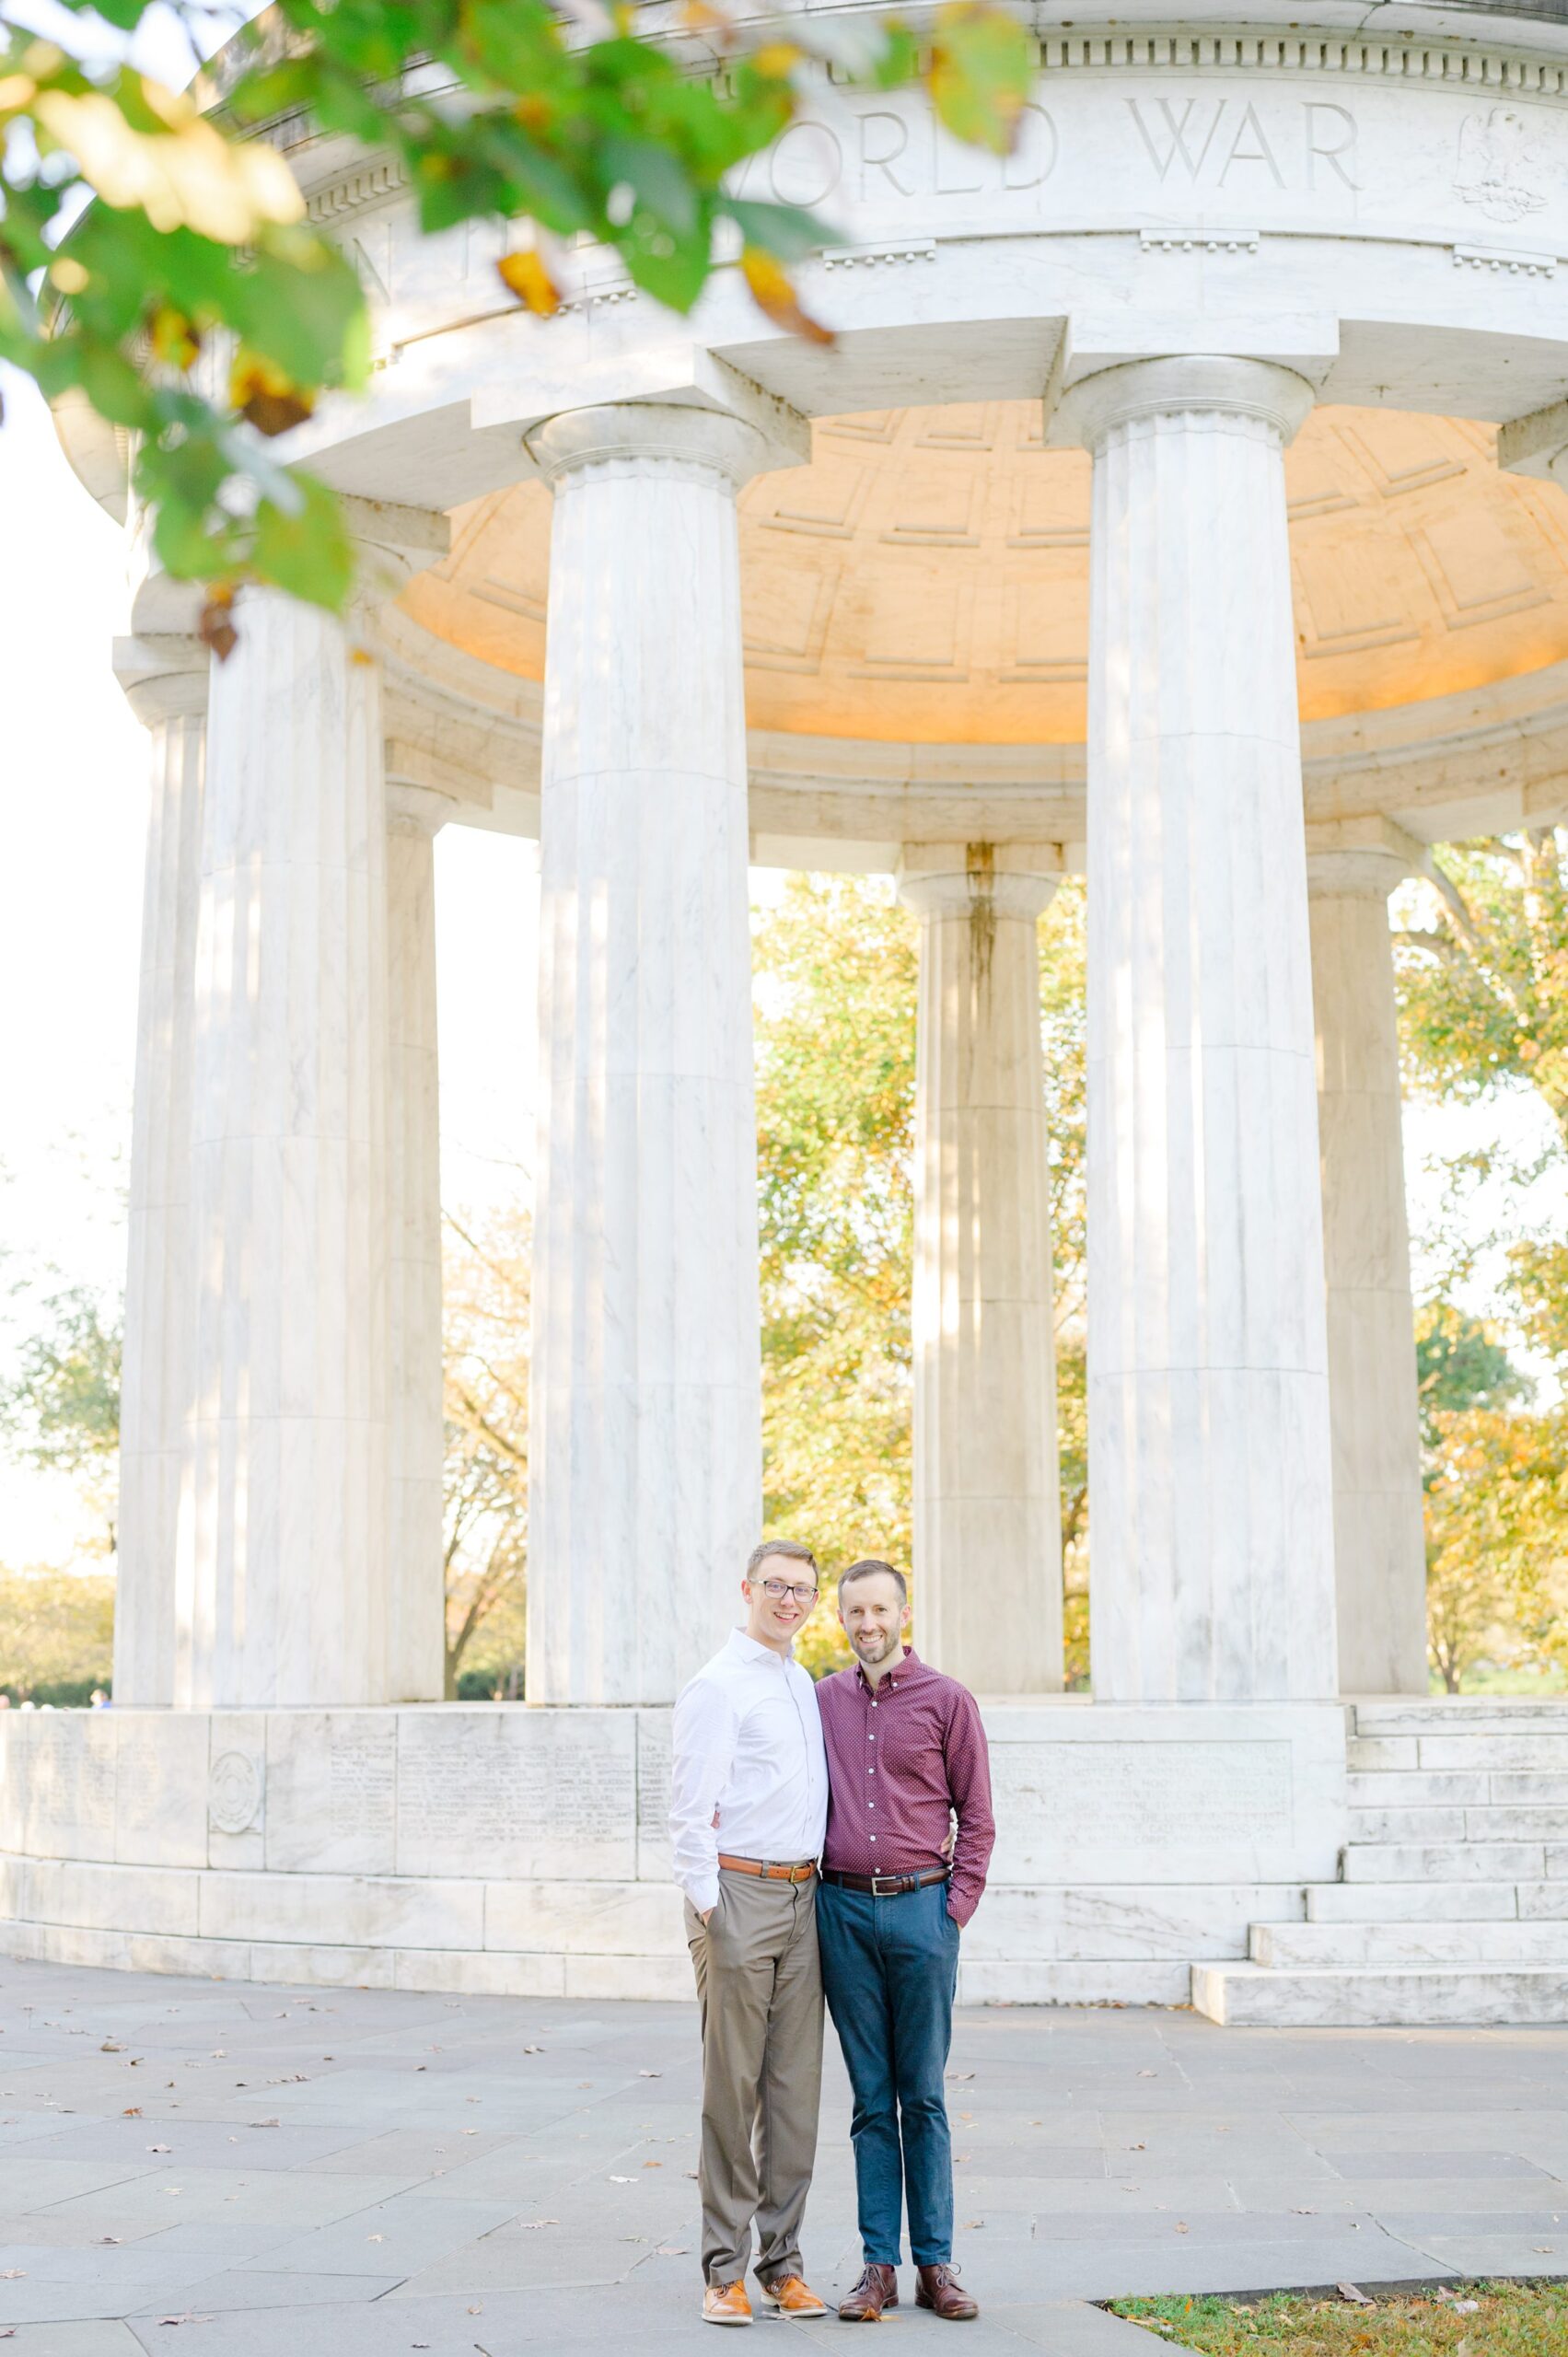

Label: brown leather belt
[821,1866,950,1898]
[718,1853,817,1884]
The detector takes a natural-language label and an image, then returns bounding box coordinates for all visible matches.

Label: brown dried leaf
[231,354,314,437]
[740,248,832,346]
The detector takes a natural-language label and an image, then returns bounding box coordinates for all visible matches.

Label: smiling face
[743,1552,819,1653]
[837,1569,912,1672]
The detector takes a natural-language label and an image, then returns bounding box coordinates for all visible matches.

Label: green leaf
[251,471,354,610]
[929,2,1034,156]
[718,198,836,262]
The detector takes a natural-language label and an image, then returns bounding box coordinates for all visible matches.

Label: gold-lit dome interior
[399,402,1568,746]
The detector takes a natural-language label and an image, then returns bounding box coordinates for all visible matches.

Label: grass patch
[1109,2282,1568,2354]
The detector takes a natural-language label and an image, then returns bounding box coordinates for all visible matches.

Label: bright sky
[1,354,1562,1567]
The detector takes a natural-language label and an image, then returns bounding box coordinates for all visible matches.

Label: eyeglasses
[756,1579,819,1604]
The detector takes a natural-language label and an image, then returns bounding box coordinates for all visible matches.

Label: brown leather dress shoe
[760,2274,828,2316]
[838,2262,898,2321]
[702,2279,753,2325]
[916,2263,979,2320]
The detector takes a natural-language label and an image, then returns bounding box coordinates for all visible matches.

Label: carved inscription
[327,1724,397,1846]
[397,1717,635,1876]
[992,1739,1294,1855]
[637,1715,674,1857]
[1125,98,1358,190]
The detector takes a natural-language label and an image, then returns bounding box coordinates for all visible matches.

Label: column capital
[1050,355,1316,454]
[113,633,209,728]
[524,401,770,490]
[387,783,453,836]
[1305,817,1425,901]
[897,842,1063,923]
[1307,846,1411,901]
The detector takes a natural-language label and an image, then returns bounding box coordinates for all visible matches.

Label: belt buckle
[870,1873,901,1897]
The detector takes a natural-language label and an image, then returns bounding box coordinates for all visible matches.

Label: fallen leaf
[147,2144,171,2153]
[122,2107,142,2117]
[0,2271,22,2281]
[643,2161,662,2169]
[1129,2142,1146,2152]
[97,2237,123,2247]
[367,2234,385,2243]
[656,2246,689,2256]
[685,2170,699,2179]
[1453,2301,1480,2316]
[101,2041,122,2052]
[947,2071,974,2082]
[1337,2283,1374,2306]
[638,2071,662,2079]
[959,2219,984,2230]
[1136,2069,1157,2079]
[467,2305,482,2316]
[524,2046,544,2054]
[518,2220,559,2230]
[1534,2246,1553,2253]
[609,2174,636,2183]
[250,2119,280,2129]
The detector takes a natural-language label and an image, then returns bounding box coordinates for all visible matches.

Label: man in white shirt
[670,1538,830,2328]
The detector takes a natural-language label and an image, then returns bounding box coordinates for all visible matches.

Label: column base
[0,1700,1348,2010]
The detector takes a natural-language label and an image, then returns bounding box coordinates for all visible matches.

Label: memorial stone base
[0,1702,1346,2006]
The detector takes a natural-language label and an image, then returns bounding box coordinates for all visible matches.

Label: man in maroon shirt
[814,1558,995,2323]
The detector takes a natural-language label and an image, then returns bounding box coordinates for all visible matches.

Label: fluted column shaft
[523,403,766,1705]
[899,845,1063,1694]
[1308,848,1426,1694]
[387,804,446,1701]
[1067,357,1338,1702]
[116,700,205,1705]
[177,593,390,1707]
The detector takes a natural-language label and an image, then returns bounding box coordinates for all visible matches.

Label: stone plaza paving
[0,1963,1564,2355]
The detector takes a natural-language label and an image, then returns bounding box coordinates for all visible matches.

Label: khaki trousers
[685,1867,823,2288]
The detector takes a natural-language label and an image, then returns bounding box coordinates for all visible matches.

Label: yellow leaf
[34,84,305,242]
[150,304,201,370]
[751,42,803,76]
[496,249,561,317]
[740,247,832,346]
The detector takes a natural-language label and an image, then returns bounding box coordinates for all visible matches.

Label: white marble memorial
[27,0,1568,2019]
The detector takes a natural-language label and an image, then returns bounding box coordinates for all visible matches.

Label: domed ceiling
[398,402,1568,747]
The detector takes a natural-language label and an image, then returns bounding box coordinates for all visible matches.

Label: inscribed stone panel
[265,1713,397,1875]
[988,1737,1295,1884]
[395,1710,635,1880]
[24,1714,117,1862]
[636,1710,674,1881]
[207,1713,266,1869]
[113,1713,210,1866]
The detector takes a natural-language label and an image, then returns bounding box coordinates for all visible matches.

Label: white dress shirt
[669,1630,829,1915]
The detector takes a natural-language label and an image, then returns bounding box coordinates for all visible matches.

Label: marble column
[898,843,1063,1694]
[1061,356,1338,1702]
[175,592,391,1707]
[1308,845,1426,1695]
[522,402,765,1707]
[116,692,206,1706]
[386,796,447,1702]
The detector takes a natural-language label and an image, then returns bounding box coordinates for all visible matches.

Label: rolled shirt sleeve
[669,1674,739,1916]
[942,1688,996,1927]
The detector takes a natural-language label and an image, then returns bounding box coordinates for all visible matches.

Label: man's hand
[701,1908,714,1925]
[942,1823,957,1863]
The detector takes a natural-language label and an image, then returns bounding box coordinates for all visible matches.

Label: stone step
[1341,1840,1549,1882]
[1192,1959,1568,2028]
[1307,1880,1527,1922]
[1252,1919,1568,1967]
[1346,1803,1568,1844]
[1418,1735,1568,1771]
[1355,1699,1568,1735]
[1347,1771,1490,1805]
[1346,1805,1467,1842]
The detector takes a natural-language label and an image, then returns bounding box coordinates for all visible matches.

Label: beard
[853,1625,900,1663]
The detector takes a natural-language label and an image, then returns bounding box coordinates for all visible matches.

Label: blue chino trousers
[816,1878,959,2268]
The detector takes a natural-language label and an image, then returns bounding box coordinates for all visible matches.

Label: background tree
[442,1199,529,1697]
[0,1568,115,1703]
[0,1283,121,1556]
[0,0,1031,636]
[752,870,1088,1681]
[1397,835,1568,1688]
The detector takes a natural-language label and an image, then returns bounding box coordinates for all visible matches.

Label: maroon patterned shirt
[816,1647,996,1926]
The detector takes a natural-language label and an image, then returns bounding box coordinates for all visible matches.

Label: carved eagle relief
[1455,106,1547,224]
